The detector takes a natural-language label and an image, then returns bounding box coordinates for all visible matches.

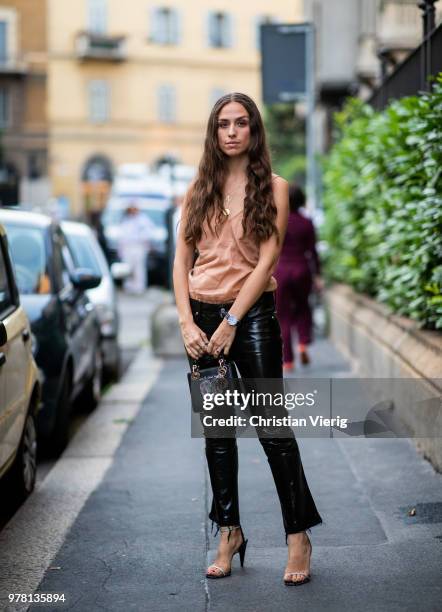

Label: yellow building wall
[48,0,303,215]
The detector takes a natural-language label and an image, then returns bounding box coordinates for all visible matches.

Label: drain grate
[399,502,442,525]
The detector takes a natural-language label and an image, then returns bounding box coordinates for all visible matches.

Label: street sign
[260,23,312,104]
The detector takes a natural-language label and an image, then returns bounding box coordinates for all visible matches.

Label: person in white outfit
[118,204,155,294]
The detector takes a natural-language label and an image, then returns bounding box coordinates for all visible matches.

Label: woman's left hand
[206,320,237,357]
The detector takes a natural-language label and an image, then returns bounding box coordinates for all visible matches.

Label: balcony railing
[75,31,127,62]
[0,56,28,75]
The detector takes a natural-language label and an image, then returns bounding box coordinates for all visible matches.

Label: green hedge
[322,75,442,330]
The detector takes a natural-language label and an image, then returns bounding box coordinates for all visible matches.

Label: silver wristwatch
[224,311,239,327]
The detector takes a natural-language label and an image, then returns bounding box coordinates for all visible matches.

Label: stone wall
[325,283,442,471]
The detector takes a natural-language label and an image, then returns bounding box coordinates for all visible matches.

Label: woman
[275,184,323,371]
[173,93,322,585]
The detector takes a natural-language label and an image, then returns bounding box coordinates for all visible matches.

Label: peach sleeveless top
[188,203,277,304]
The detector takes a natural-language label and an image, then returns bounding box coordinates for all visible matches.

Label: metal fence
[369,22,442,109]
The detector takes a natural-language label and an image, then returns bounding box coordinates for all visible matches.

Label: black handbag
[187,354,238,413]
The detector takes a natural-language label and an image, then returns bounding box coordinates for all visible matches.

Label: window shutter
[207,11,215,47]
[224,13,234,48]
[171,8,182,45]
[89,80,109,123]
[158,84,176,123]
[0,21,7,61]
[169,86,176,121]
[88,0,107,34]
[158,9,168,44]
[149,7,160,43]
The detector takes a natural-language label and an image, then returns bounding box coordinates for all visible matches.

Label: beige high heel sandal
[206,525,248,579]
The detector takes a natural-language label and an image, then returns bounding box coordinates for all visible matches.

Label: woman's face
[217,102,251,158]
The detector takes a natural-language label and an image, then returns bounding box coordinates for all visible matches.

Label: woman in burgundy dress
[275,184,323,371]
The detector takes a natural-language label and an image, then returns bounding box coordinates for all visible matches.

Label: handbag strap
[190,351,229,380]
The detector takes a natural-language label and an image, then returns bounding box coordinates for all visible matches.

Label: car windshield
[65,233,102,276]
[102,207,166,228]
[4,223,51,295]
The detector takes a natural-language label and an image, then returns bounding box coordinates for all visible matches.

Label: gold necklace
[223,181,246,216]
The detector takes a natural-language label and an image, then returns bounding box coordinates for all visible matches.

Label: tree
[263,103,306,184]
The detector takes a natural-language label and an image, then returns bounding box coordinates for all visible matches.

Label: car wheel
[6,411,38,503]
[104,345,121,384]
[48,373,72,457]
[81,345,103,412]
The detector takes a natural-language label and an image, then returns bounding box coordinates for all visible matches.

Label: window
[0,88,9,128]
[157,84,176,123]
[207,12,233,48]
[87,0,107,34]
[0,20,7,62]
[0,240,13,315]
[88,80,110,123]
[65,234,102,276]
[52,230,74,291]
[4,225,51,296]
[210,87,226,109]
[149,7,181,45]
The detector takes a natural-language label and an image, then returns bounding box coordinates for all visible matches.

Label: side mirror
[0,321,7,347]
[71,268,102,291]
[110,261,131,281]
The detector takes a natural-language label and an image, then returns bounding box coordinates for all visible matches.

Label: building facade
[0,0,48,207]
[48,0,302,216]
[303,0,442,154]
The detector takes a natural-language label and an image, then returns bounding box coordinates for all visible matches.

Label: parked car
[101,197,171,287]
[61,220,121,382]
[0,222,40,502]
[0,209,102,455]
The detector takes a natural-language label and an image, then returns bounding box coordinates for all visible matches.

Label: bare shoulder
[271,175,289,202]
[271,174,288,190]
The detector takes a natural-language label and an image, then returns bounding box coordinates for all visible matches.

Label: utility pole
[305,25,316,214]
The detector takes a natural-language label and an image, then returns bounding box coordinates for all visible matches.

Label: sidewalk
[4,337,442,612]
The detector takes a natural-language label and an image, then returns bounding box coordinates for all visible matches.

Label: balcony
[377,1,421,53]
[0,56,28,75]
[75,31,127,62]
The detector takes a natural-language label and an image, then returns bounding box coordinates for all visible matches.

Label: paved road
[0,287,168,531]
[1,325,441,612]
[0,292,442,612]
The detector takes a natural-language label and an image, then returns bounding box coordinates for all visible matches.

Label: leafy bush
[322,76,442,329]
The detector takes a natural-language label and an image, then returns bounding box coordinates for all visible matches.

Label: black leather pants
[188,291,323,540]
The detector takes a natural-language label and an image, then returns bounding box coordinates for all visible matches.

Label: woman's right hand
[180,320,209,360]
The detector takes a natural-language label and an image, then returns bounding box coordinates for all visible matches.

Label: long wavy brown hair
[184,92,278,245]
